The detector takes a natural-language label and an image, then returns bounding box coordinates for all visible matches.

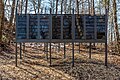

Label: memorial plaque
[16,14,106,42]
[17,14,27,39]
[85,15,95,39]
[96,15,105,39]
[63,15,72,39]
[75,14,84,39]
[29,14,38,39]
[39,15,49,39]
[52,15,61,39]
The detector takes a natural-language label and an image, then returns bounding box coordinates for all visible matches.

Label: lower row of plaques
[17,30,105,40]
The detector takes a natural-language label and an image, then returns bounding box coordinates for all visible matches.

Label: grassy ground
[0,44,120,80]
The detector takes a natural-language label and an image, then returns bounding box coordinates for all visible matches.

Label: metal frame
[16,14,106,43]
[15,13,108,67]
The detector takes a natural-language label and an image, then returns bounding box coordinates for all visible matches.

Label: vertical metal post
[58,43,60,52]
[72,9,75,40]
[61,15,63,39]
[105,42,107,66]
[89,43,92,59]
[50,8,52,39]
[64,42,66,59]
[25,14,29,58]
[15,43,18,67]
[105,9,108,67]
[45,43,48,60]
[49,8,52,66]
[37,14,40,39]
[84,15,86,39]
[72,42,74,67]
[27,14,29,39]
[72,8,75,67]
[23,43,25,57]
[15,0,19,67]
[49,42,52,66]
[94,14,97,40]
[44,43,45,53]
[46,43,48,60]
[79,43,80,54]
[20,43,22,59]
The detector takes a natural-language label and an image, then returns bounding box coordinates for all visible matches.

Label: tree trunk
[33,0,37,14]
[52,0,55,14]
[113,0,120,54]
[55,0,60,52]
[88,0,90,14]
[8,0,16,28]
[61,0,63,14]
[68,0,71,14]
[99,0,101,14]
[38,0,41,13]
[81,0,84,14]
[55,0,59,14]
[0,0,4,42]
[7,0,16,44]
[25,0,28,14]
[76,0,79,14]
[4,0,7,6]
[76,0,83,37]
[20,0,23,14]
[91,0,95,15]
[64,0,67,14]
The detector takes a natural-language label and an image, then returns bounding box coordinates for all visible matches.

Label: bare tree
[76,0,79,14]
[61,0,63,14]
[81,0,84,14]
[32,0,37,14]
[8,0,16,28]
[68,0,71,14]
[113,0,120,54]
[88,0,90,14]
[63,0,67,14]
[76,0,83,37]
[55,0,59,14]
[38,0,41,13]
[25,0,28,14]
[0,0,4,42]
[20,0,23,13]
[91,0,95,15]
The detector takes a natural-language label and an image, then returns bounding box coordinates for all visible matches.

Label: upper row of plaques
[16,14,106,41]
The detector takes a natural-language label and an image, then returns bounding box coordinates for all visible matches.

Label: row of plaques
[16,14,106,41]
